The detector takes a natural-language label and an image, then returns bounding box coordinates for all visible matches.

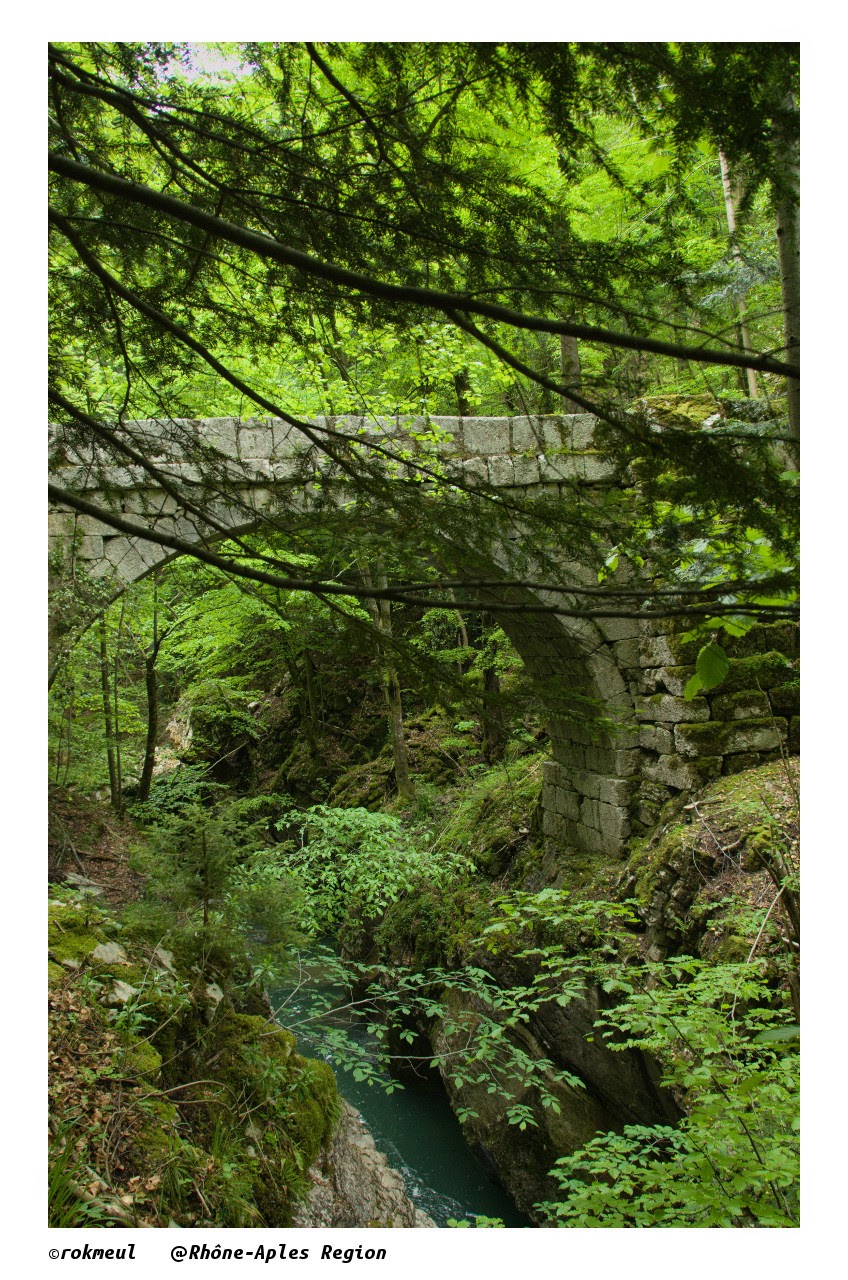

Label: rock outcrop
[292,1102,436,1228]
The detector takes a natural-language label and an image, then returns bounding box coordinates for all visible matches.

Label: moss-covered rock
[721,651,793,693]
[725,621,799,661]
[641,395,723,429]
[710,689,771,721]
[674,717,785,759]
[48,901,104,966]
[770,679,800,715]
[621,758,799,966]
[119,1038,162,1078]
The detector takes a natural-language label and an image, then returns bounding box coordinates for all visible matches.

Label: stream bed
[268,952,530,1228]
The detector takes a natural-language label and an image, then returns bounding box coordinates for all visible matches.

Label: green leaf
[684,642,729,701]
[753,1025,800,1044]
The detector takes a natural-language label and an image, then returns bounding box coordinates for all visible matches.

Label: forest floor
[48,785,145,911]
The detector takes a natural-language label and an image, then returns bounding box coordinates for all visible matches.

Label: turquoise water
[268,955,530,1228]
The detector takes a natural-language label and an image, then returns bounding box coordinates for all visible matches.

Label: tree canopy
[48,41,799,635]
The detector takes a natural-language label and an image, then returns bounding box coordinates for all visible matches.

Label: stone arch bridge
[49,413,796,866]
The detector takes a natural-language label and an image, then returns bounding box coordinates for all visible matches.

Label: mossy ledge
[48,886,342,1228]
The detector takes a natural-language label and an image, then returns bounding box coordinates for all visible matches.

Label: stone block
[579,744,637,776]
[510,418,541,452]
[268,421,296,453]
[598,802,630,846]
[536,421,568,451]
[641,665,696,697]
[768,681,800,715]
[674,717,785,759]
[636,693,710,723]
[104,541,159,583]
[462,418,511,455]
[722,651,793,693]
[638,633,700,668]
[710,690,771,721]
[542,810,572,843]
[580,795,603,829]
[561,414,597,450]
[552,743,587,770]
[48,512,78,538]
[728,622,799,661]
[639,724,675,754]
[580,455,617,482]
[555,790,581,822]
[155,516,199,542]
[510,457,541,485]
[611,638,641,670]
[487,456,516,487]
[238,426,275,459]
[570,823,616,856]
[196,418,240,457]
[537,455,583,482]
[330,415,366,437]
[570,769,632,807]
[459,457,489,486]
[542,759,571,790]
[74,534,103,561]
[367,416,404,439]
[162,463,202,484]
[722,752,770,776]
[643,754,723,791]
[271,459,303,481]
[598,617,641,643]
[613,747,642,777]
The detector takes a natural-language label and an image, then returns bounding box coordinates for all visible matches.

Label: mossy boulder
[121,1038,163,1078]
[48,901,105,966]
[205,1012,339,1168]
[622,759,799,965]
[641,395,723,429]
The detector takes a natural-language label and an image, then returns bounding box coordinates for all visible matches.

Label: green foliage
[267,805,473,936]
[130,764,225,822]
[48,1127,111,1227]
[447,1215,505,1228]
[536,958,799,1227]
[126,804,305,983]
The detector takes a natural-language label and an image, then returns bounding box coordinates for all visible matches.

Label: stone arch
[49,414,795,860]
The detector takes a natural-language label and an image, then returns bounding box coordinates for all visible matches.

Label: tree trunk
[138,578,161,803]
[719,150,758,399]
[482,663,505,763]
[112,600,126,813]
[453,368,472,417]
[772,96,800,460]
[98,616,120,809]
[559,334,582,413]
[304,650,321,738]
[137,653,159,803]
[361,559,415,802]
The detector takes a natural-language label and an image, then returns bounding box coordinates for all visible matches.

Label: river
[267,950,530,1228]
